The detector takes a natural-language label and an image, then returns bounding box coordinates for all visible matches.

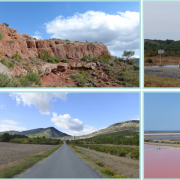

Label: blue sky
[144,93,180,131]
[0,2,139,57]
[0,92,139,136]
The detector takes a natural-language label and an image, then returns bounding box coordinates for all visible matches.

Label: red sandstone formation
[0,23,109,61]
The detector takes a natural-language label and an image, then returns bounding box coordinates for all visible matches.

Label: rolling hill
[0,127,70,138]
[64,120,139,140]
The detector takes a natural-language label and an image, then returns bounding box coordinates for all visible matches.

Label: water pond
[144,144,180,178]
[144,65,180,79]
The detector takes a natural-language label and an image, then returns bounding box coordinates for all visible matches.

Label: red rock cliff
[0,23,110,60]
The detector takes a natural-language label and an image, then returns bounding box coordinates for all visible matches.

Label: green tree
[1,133,12,142]
[122,50,135,61]
[3,23,9,27]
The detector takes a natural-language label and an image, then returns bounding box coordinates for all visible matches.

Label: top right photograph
[144,2,180,87]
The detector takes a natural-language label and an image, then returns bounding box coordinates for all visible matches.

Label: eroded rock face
[0,62,11,77]
[0,23,110,60]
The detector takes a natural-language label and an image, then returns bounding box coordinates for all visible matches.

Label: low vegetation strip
[70,144,139,159]
[70,145,138,178]
[144,75,180,87]
[0,145,62,178]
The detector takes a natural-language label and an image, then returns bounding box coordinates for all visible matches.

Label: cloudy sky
[0,2,139,57]
[144,2,180,40]
[144,93,180,131]
[0,93,139,136]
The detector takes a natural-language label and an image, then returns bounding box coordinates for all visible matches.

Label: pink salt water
[144,144,180,178]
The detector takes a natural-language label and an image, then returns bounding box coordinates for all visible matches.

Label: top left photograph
[0,2,140,88]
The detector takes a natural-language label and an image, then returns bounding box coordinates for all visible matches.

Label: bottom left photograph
[0,92,140,178]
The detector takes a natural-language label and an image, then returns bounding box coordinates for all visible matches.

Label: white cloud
[51,113,83,131]
[10,93,67,115]
[132,55,139,58]
[131,116,139,120]
[32,31,42,40]
[0,105,5,109]
[45,11,139,52]
[0,120,19,125]
[62,125,98,136]
[51,112,100,136]
[0,120,27,132]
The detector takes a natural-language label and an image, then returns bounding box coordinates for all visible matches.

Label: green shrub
[29,57,41,65]
[81,56,88,61]
[75,150,81,153]
[61,59,69,63]
[101,167,116,176]
[129,61,134,65]
[71,72,89,87]
[1,58,14,68]
[0,72,41,87]
[39,49,60,63]
[112,174,129,178]
[12,51,23,62]
[74,41,79,42]
[3,23,9,27]
[24,72,40,86]
[121,67,127,72]
[145,58,153,63]
[0,73,21,87]
[117,150,126,157]
[130,150,139,159]
[0,31,4,40]
[133,64,139,71]
[95,161,104,167]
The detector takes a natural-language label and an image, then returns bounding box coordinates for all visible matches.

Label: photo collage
[0,0,179,179]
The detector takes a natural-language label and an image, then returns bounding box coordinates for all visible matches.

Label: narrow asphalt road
[17,143,101,178]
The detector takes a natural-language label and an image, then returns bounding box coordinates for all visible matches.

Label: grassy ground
[144,56,180,66]
[0,145,61,178]
[69,145,138,178]
[144,75,180,87]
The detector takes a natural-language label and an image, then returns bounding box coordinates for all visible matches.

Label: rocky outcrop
[0,23,110,61]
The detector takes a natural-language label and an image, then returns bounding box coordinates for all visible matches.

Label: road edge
[0,144,62,178]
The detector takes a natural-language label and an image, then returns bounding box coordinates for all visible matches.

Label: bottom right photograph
[144,92,180,179]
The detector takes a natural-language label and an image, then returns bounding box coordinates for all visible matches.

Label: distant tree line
[0,133,62,145]
[144,39,180,57]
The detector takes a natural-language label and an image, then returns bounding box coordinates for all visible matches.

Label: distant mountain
[64,120,139,140]
[0,127,70,138]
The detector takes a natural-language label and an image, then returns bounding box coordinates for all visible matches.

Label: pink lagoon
[144,144,180,178]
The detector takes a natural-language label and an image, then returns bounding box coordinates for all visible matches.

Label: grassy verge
[68,145,130,178]
[0,145,62,178]
[144,75,180,87]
